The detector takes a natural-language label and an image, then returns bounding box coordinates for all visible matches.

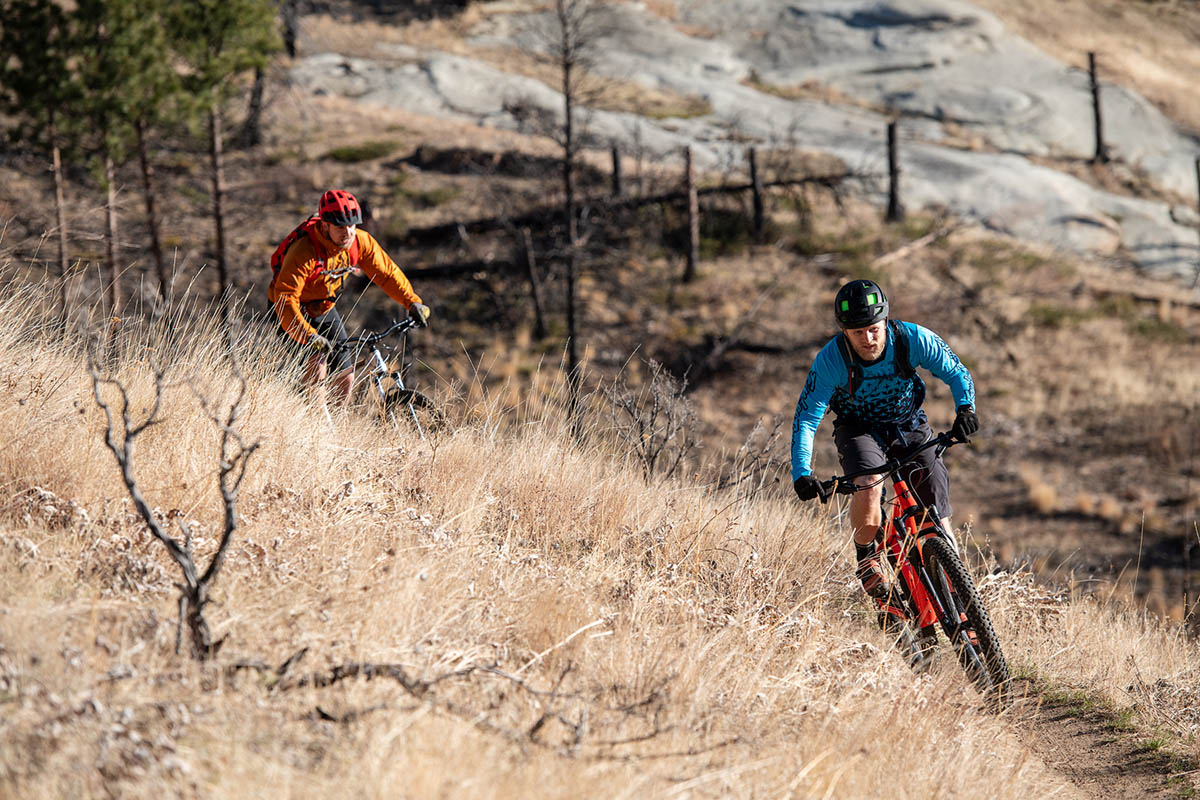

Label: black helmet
[834,279,889,329]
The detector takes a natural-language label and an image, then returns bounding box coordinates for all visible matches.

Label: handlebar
[332,317,420,354]
[816,432,966,504]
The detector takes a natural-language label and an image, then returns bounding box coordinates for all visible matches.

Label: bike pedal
[916,626,938,652]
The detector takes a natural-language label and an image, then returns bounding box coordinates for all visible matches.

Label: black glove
[793,475,824,502]
[952,404,978,440]
[308,333,331,353]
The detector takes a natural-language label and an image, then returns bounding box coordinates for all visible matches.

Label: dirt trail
[1014,683,1192,799]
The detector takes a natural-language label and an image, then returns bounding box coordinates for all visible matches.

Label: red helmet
[318,189,363,226]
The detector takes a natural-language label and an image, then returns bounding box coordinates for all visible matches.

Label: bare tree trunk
[282,0,298,59]
[103,150,121,322]
[682,146,699,283]
[611,144,622,198]
[558,0,581,418]
[135,117,169,311]
[886,119,904,222]
[1089,52,1109,165]
[748,146,764,241]
[522,227,547,339]
[1193,157,1200,290]
[48,112,70,322]
[235,67,265,149]
[208,104,230,307]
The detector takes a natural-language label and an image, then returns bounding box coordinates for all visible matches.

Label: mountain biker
[790,279,978,599]
[268,189,430,403]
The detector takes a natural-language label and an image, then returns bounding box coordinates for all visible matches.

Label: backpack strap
[271,215,324,278]
[837,333,863,396]
[839,319,913,396]
[271,216,361,285]
[889,319,914,380]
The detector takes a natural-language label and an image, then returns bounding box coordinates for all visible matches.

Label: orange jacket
[268,223,422,344]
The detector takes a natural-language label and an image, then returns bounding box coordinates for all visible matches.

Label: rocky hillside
[293,0,1200,277]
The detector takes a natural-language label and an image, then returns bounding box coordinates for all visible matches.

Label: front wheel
[383,387,447,437]
[923,536,1011,705]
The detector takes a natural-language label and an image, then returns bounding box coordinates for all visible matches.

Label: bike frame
[822,434,971,640]
[334,318,426,432]
[880,474,946,629]
[818,433,1008,697]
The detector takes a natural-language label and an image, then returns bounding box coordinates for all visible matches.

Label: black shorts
[833,414,953,518]
[268,306,353,374]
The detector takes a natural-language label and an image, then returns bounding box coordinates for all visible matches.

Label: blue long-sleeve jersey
[790,321,975,479]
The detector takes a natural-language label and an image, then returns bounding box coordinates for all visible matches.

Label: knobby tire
[923,535,1011,705]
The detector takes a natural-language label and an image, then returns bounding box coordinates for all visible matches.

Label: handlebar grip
[816,478,859,503]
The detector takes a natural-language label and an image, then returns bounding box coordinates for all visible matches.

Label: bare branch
[89,333,258,660]
[188,344,260,588]
[602,360,697,479]
[310,704,388,724]
[87,350,194,584]
[280,662,478,696]
[715,415,788,494]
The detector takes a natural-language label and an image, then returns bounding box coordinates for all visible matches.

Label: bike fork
[390,372,428,439]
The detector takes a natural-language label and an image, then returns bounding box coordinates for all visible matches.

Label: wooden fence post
[749,147,765,241]
[611,145,623,199]
[1089,52,1109,164]
[521,227,547,339]
[683,146,699,283]
[886,120,904,222]
[1193,157,1200,289]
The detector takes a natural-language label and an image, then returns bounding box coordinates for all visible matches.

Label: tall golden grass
[1,274,1197,798]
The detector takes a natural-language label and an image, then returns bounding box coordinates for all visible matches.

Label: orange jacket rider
[268,224,421,344]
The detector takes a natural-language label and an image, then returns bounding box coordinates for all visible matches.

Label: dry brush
[0,283,1197,798]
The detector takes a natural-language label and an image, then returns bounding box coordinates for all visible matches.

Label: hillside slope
[1,281,1198,798]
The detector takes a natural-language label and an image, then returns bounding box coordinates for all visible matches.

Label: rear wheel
[923,535,1011,705]
[383,387,446,436]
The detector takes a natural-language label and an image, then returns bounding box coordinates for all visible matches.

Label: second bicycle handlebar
[816,432,966,504]
[332,317,420,355]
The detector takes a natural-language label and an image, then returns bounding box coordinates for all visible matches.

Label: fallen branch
[310,704,388,724]
[871,222,959,268]
[279,662,478,695]
[399,172,868,246]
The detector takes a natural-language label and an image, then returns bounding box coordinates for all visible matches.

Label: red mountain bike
[817,432,1010,702]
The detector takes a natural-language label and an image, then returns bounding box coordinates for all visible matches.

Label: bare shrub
[1020,469,1058,513]
[713,414,788,496]
[601,359,696,479]
[88,338,259,660]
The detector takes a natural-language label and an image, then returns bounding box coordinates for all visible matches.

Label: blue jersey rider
[790,279,979,598]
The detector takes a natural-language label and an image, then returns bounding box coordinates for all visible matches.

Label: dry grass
[1,272,1198,797]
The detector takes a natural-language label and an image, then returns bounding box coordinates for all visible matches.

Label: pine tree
[73,0,175,324]
[167,0,279,308]
[0,0,84,320]
[120,1,179,311]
